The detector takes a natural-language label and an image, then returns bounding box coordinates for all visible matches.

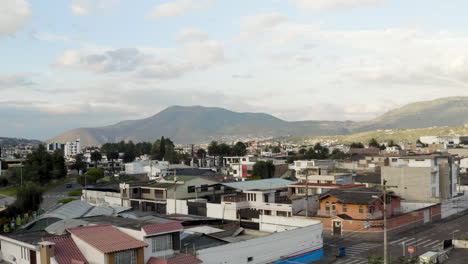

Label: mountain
[49,106,354,145]
[49,97,468,146]
[0,137,43,147]
[351,97,468,132]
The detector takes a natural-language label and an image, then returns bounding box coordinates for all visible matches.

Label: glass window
[152,234,173,253]
[200,185,208,192]
[187,186,195,193]
[359,206,364,214]
[342,205,347,213]
[115,249,136,264]
[142,189,150,194]
[331,202,336,211]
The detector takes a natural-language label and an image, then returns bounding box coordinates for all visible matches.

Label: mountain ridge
[49,97,468,145]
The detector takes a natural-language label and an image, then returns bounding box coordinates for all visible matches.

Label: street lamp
[372,179,390,264]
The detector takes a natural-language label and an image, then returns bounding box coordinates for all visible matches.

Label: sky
[2,0,468,140]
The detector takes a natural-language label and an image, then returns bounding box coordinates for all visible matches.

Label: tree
[0,160,8,170]
[107,151,119,173]
[77,168,104,186]
[330,149,348,160]
[272,146,281,153]
[298,148,307,155]
[23,145,53,184]
[197,148,207,158]
[368,138,380,148]
[71,154,86,173]
[135,142,152,156]
[159,136,166,160]
[13,182,44,213]
[232,142,247,156]
[208,141,220,156]
[51,149,67,179]
[350,142,364,148]
[252,161,275,179]
[90,151,102,168]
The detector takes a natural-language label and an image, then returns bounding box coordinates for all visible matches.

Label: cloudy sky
[2,0,468,140]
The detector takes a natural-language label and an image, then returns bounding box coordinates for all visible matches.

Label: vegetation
[57,198,77,204]
[90,150,102,168]
[150,137,189,164]
[10,183,44,214]
[197,148,207,158]
[77,168,104,186]
[0,186,18,196]
[68,189,82,197]
[287,143,349,163]
[252,161,275,179]
[23,145,67,184]
[350,142,365,148]
[208,141,248,157]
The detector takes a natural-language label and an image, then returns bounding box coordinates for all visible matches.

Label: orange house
[317,186,401,220]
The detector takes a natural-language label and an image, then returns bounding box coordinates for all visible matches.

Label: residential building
[64,139,82,157]
[223,156,256,179]
[382,155,459,202]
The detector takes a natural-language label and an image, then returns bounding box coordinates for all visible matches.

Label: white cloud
[0,0,31,36]
[71,0,118,16]
[54,41,227,79]
[174,28,208,43]
[0,74,34,90]
[148,0,212,20]
[32,31,71,42]
[292,0,385,11]
[239,12,288,40]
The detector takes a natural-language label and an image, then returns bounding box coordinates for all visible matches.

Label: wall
[71,234,105,264]
[0,239,37,264]
[441,194,468,218]
[166,199,188,215]
[259,215,321,232]
[382,167,438,203]
[196,224,323,264]
[453,240,468,249]
[206,203,238,220]
[82,190,122,206]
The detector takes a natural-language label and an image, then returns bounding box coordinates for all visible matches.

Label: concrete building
[382,155,459,203]
[64,139,81,157]
[223,156,256,179]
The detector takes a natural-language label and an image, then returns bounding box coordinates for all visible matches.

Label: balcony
[222,193,247,202]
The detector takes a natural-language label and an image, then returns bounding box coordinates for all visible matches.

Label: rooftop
[319,186,395,205]
[43,236,88,264]
[221,178,295,191]
[67,224,148,253]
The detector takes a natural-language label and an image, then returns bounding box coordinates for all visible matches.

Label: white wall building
[64,139,81,157]
[223,156,256,179]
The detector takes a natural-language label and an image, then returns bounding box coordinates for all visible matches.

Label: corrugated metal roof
[142,222,183,235]
[43,236,88,264]
[221,178,295,191]
[68,224,147,253]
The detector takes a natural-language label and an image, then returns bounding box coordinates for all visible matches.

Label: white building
[124,160,192,180]
[64,139,81,157]
[223,156,256,179]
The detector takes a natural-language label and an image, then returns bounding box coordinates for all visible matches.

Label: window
[187,186,195,193]
[242,158,246,161]
[368,205,375,214]
[200,185,208,192]
[214,185,221,191]
[359,206,364,214]
[152,234,173,253]
[277,211,287,217]
[331,202,336,211]
[115,249,136,264]
[342,204,347,213]
[392,158,398,162]
[264,210,271,215]
[133,188,138,194]
[248,257,253,262]
[247,193,256,201]
[142,188,150,194]
[325,202,330,211]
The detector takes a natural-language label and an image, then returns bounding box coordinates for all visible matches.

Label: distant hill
[49,106,353,145]
[49,97,468,146]
[350,97,468,132]
[0,137,43,147]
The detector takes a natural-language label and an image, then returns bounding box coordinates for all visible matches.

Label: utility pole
[173,170,177,214]
[383,179,388,264]
[305,173,309,217]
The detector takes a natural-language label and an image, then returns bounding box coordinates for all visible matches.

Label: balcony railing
[222,193,247,202]
[317,209,337,217]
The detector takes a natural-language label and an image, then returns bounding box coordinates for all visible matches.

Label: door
[424,209,430,223]
[333,220,342,236]
[30,250,37,264]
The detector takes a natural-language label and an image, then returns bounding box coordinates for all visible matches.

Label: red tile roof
[42,236,88,264]
[147,255,202,264]
[142,222,183,236]
[67,224,147,253]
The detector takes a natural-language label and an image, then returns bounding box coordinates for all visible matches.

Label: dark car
[65,183,73,188]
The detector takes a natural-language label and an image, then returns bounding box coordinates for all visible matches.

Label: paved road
[40,181,82,210]
[323,213,468,264]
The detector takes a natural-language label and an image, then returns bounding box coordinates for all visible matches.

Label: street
[40,181,82,210]
[322,214,468,264]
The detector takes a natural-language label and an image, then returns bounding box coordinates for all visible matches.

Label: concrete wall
[382,167,439,203]
[206,203,238,220]
[453,240,468,249]
[82,190,122,206]
[259,215,321,232]
[166,199,188,215]
[196,224,323,264]
[0,239,38,264]
[441,194,468,218]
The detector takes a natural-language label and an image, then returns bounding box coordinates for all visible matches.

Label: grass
[0,186,18,196]
[68,189,82,197]
[57,198,77,204]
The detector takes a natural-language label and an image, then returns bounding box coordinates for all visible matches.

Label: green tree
[350,142,365,148]
[135,142,152,156]
[272,146,281,153]
[90,151,102,168]
[330,149,348,160]
[71,154,87,173]
[51,149,67,179]
[218,143,232,156]
[23,145,53,184]
[232,142,247,156]
[252,161,275,179]
[369,138,380,148]
[197,148,207,158]
[77,168,104,186]
[107,151,119,173]
[159,136,166,160]
[13,182,44,213]
[208,141,220,156]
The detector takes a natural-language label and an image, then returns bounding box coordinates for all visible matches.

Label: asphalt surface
[40,181,82,210]
[321,213,468,264]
